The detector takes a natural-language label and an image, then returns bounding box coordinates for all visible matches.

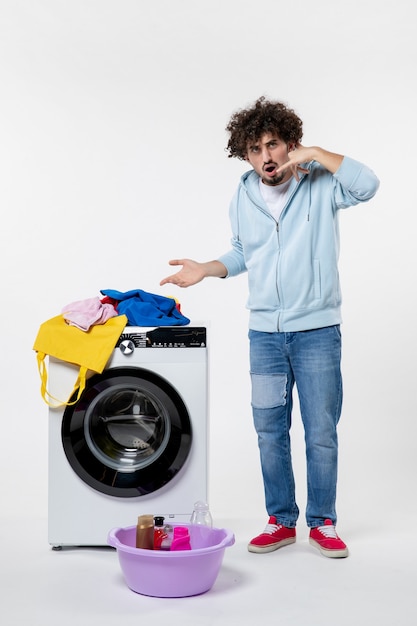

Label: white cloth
[259,177,292,222]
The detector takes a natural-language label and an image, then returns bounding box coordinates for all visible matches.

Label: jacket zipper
[274,180,303,331]
[245,171,308,333]
[275,220,281,331]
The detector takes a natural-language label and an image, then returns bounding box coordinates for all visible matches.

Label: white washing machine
[48,325,208,548]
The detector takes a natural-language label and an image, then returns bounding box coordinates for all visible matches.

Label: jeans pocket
[250,373,287,409]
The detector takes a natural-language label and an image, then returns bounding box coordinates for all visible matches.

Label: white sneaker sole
[309,537,349,558]
[247,536,296,554]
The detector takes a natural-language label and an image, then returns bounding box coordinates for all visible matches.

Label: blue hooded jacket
[217,156,380,332]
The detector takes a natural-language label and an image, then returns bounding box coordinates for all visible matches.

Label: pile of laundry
[62,289,190,331]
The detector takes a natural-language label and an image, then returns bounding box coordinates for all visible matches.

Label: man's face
[245,132,294,186]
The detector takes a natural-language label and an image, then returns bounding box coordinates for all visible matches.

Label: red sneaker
[248,516,296,553]
[309,519,349,558]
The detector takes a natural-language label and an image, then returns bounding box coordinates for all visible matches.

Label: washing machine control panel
[116,326,207,349]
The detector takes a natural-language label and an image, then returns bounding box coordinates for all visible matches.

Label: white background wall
[1,0,415,529]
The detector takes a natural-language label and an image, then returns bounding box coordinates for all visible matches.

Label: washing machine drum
[61,367,192,497]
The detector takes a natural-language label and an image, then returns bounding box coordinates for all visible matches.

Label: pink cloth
[62,296,118,331]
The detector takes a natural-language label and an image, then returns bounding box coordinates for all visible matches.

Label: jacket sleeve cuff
[217,251,246,277]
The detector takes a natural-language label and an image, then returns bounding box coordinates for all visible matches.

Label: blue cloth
[101,289,190,326]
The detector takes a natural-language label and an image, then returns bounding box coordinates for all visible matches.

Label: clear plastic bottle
[190,500,213,527]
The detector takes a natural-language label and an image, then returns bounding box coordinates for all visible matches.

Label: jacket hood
[240,165,312,202]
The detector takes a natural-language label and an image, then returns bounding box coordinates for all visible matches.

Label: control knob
[119,339,135,355]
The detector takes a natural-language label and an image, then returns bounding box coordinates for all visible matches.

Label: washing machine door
[61,367,192,497]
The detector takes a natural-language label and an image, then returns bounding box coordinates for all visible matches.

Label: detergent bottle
[153,516,172,550]
[170,526,191,551]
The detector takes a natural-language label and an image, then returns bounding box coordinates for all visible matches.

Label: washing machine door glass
[62,367,192,497]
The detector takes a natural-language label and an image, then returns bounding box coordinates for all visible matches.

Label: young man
[160,97,379,558]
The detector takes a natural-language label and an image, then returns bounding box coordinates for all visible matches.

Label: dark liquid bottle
[136,514,154,549]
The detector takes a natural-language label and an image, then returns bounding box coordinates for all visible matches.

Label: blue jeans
[249,326,343,528]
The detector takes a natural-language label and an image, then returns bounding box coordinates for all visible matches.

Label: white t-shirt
[259,177,292,222]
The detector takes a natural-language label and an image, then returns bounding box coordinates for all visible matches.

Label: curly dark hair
[225,97,303,160]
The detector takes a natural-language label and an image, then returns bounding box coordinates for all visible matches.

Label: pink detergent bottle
[170,526,191,551]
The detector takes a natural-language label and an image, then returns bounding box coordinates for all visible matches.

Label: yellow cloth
[33,314,127,407]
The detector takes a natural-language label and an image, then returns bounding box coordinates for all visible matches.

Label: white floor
[2,515,416,626]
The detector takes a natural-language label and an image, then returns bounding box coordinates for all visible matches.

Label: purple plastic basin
[107,523,235,598]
